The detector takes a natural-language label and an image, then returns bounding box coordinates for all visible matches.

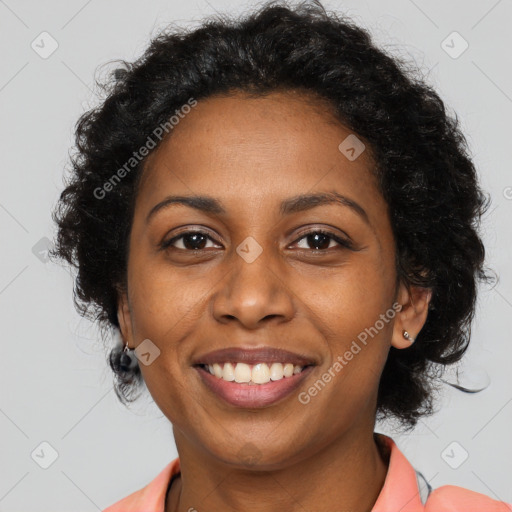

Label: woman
[50,1,510,511]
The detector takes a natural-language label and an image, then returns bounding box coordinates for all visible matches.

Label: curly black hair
[50,0,495,428]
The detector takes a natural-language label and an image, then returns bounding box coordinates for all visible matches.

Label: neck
[166,426,389,512]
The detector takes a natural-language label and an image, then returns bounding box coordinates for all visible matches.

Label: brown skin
[117,90,432,512]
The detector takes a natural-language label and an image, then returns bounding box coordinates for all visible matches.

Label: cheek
[301,259,394,396]
[308,259,394,341]
[124,264,207,407]
[301,289,392,427]
[127,259,210,341]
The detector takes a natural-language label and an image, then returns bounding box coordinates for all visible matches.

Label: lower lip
[194,365,314,408]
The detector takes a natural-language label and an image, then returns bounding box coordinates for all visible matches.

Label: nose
[211,245,295,330]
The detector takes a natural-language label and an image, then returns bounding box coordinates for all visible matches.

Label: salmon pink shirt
[103,434,511,512]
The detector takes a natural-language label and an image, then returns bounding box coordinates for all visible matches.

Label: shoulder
[102,458,180,512]
[372,434,511,512]
[425,484,512,511]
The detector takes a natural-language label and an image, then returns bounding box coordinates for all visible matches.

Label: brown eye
[161,230,220,251]
[294,230,353,251]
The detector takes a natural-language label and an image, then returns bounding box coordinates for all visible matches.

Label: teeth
[283,363,294,377]
[203,362,305,384]
[269,362,284,380]
[223,362,235,381]
[252,363,271,384]
[212,363,223,379]
[234,362,251,383]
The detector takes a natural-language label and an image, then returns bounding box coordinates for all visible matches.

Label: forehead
[137,91,382,212]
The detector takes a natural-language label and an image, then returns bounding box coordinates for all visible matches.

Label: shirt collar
[108,434,425,512]
[371,433,425,512]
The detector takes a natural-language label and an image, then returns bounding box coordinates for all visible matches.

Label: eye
[161,230,221,251]
[292,229,353,251]
[161,228,353,252]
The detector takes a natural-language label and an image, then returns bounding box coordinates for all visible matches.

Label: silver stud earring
[402,330,415,344]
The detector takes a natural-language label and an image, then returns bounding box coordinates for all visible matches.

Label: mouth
[195,361,310,384]
[193,361,315,408]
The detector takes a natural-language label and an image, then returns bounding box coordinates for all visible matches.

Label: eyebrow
[145,191,370,225]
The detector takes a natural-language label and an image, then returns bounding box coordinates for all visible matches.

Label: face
[118,90,429,469]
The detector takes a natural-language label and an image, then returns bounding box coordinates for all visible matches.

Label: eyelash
[161,228,353,252]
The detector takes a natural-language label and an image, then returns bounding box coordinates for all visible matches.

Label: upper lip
[192,347,317,366]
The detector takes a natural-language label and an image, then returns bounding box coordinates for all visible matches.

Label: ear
[391,281,432,349]
[117,287,135,348]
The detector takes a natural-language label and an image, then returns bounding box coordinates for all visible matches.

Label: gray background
[0,0,511,510]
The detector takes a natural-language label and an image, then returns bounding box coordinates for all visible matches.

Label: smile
[194,363,314,408]
[200,361,305,384]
